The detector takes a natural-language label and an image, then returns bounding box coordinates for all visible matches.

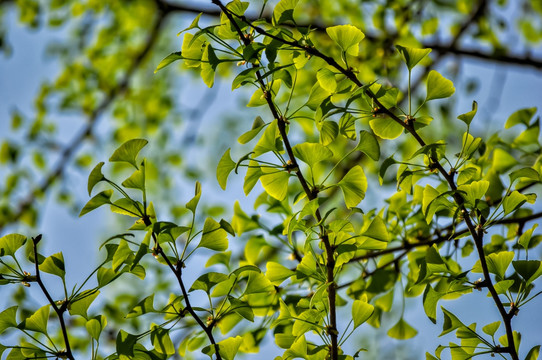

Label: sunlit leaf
[370,117,403,140]
[396,45,431,71]
[154,51,183,73]
[69,290,100,319]
[199,218,229,251]
[217,148,236,190]
[273,0,299,25]
[338,165,367,208]
[109,139,148,169]
[39,252,65,279]
[457,100,478,126]
[18,305,49,334]
[79,190,113,217]
[260,168,290,201]
[316,68,337,93]
[326,24,365,56]
[87,161,105,195]
[292,142,333,168]
[0,234,26,257]
[387,318,418,339]
[505,107,537,128]
[352,299,374,329]
[426,70,455,101]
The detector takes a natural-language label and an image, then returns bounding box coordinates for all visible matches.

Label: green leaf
[326,24,365,56]
[86,315,106,340]
[273,0,299,25]
[457,180,489,207]
[266,261,295,285]
[512,260,541,283]
[440,307,467,336]
[199,218,229,251]
[362,216,390,242]
[206,336,243,360]
[217,148,236,190]
[154,52,183,73]
[201,44,220,88]
[69,290,100,319]
[339,113,356,140]
[87,161,105,195]
[509,167,540,184]
[519,224,538,250]
[112,240,133,271]
[244,160,263,195]
[127,294,156,318]
[292,309,322,336]
[151,324,175,355]
[228,297,254,322]
[370,117,404,140]
[190,272,228,294]
[0,306,18,333]
[238,116,265,144]
[525,345,540,360]
[253,119,282,156]
[355,130,380,161]
[352,299,374,329]
[39,252,65,279]
[292,142,333,168]
[387,318,418,339]
[260,168,290,201]
[0,234,26,257]
[116,330,138,357]
[503,191,527,215]
[379,156,397,184]
[247,80,281,107]
[486,251,514,280]
[395,45,431,71]
[18,305,49,334]
[423,284,442,324]
[177,12,202,35]
[79,190,113,217]
[245,271,274,294]
[316,68,337,93]
[457,100,478,126]
[110,198,142,218]
[109,139,148,169]
[426,70,455,101]
[505,107,537,128]
[121,162,145,193]
[482,321,501,337]
[181,33,206,68]
[338,165,367,208]
[319,120,339,146]
[186,181,202,213]
[493,148,518,173]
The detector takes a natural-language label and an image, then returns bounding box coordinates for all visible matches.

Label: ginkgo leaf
[426,70,455,101]
[79,190,113,217]
[370,117,403,140]
[292,142,333,168]
[199,218,228,251]
[217,148,236,190]
[352,299,374,328]
[338,165,367,208]
[457,100,478,126]
[260,168,290,201]
[326,24,365,56]
[396,45,431,71]
[355,130,380,161]
[316,68,337,93]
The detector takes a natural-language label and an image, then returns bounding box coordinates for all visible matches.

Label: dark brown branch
[31,235,74,360]
[142,216,223,360]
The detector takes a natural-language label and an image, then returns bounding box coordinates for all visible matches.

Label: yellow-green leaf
[426,70,455,101]
[326,25,365,56]
[338,165,367,208]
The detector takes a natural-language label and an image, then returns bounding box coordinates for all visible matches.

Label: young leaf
[86,315,107,340]
[186,181,202,213]
[326,25,365,56]
[352,299,374,329]
[121,162,145,192]
[509,167,540,184]
[370,117,404,140]
[0,306,18,333]
[238,116,266,144]
[440,307,467,336]
[485,251,514,280]
[355,130,380,161]
[260,168,290,201]
[319,120,339,146]
[39,252,65,279]
[426,70,455,101]
[395,45,432,71]
[199,218,228,251]
[505,107,537,128]
[151,325,175,355]
[69,290,100,319]
[154,52,183,73]
[244,160,263,195]
[338,165,367,208]
[503,191,527,215]
[0,234,27,257]
[273,0,299,25]
[482,321,501,337]
[423,284,442,324]
[266,261,295,285]
[87,161,105,195]
[217,148,236,190]
[292,142,333,168]
[316,68,337,93]
[525,345,540,360]
[362,216,390,242]
[190,272,228,294]
[79,190,113,217]
[109,139,148,169]
[201,43,219,88]
[116,330,138,357]
[18,305,49,334]
[457,100,478,126]
[387,318,418,339]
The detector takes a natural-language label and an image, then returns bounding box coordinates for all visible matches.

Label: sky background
[1,2,542,359]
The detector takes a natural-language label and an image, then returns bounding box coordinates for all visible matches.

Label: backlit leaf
[457,100,478,126]
[199,218,229,251]
[326,25,365,56]
[18,305,49,334]
[260,168,290,201]
[396,45,431,71]
[0,234,26,257]
[352,299,374,329]
[316,68,337,93]
[292,142,333,168]
[370,117,403,140]
[426,70,455,101]
[87,161,105,195]
[79,190,113,217]
[355,130,380,161]
[154,52,183,73]
[387,318,418,339]
[217,148,236,190]
[39,252,65,279]
[109,139,148,169]
[505,107,537,128]
[338,165,367,208]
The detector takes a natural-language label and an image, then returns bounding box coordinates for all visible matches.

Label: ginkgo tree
[1,0,542,360]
